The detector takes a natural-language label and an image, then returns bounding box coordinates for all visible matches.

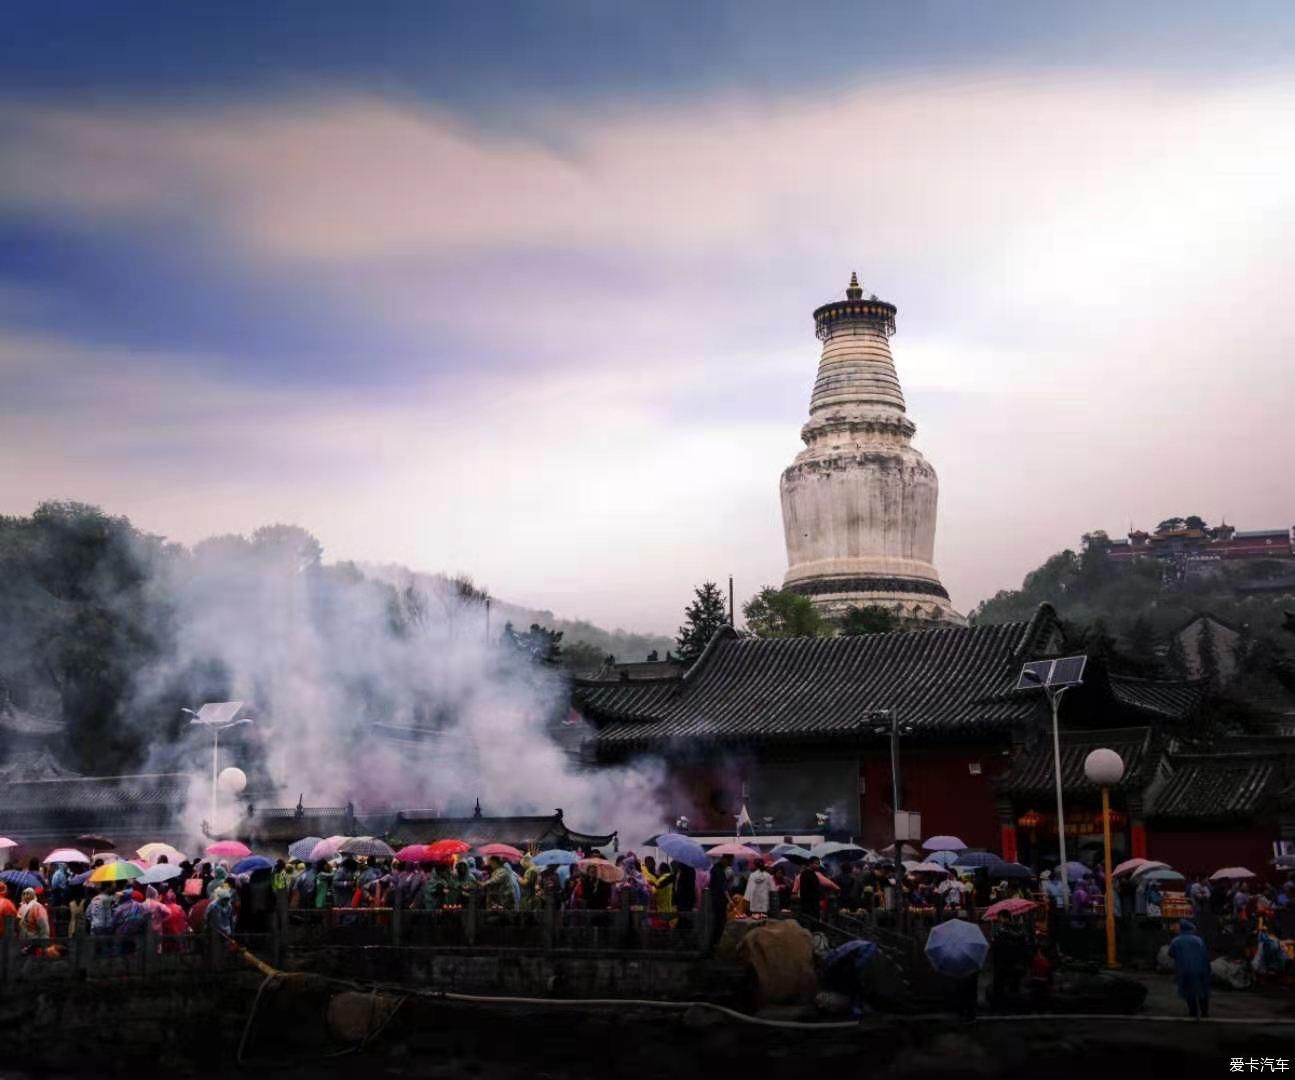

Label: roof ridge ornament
[845,270,863,301]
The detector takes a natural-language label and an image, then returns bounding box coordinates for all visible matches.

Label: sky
[2,2,1294,635]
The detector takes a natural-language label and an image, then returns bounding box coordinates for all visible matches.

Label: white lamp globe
[1084,748,1125,787]
[217,766,247,795]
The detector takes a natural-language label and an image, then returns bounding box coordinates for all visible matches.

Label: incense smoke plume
[126,525,667,848]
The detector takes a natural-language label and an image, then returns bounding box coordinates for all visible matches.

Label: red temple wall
[1147,824,1276,879]
[859,748,1008,851]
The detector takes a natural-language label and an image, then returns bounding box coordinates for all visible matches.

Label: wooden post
[1102,785,1119,969]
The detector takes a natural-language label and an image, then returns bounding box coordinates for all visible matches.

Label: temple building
[780,273,962,626]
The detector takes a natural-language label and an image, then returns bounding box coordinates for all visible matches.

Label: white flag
[735,804,753,831]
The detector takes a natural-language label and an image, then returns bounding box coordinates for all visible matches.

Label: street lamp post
[1084,747,1125,969]
[184,705,252,834]
[1020,664,1084,911]
[873,711,913,918]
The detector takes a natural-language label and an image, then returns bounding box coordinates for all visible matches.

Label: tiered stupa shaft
[780,274,963,625]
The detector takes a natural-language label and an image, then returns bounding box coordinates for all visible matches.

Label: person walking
[1168,918,1211,1019]
[744,861,774,918]
[708,855,732,949]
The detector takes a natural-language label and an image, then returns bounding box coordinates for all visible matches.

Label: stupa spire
[845,271,863,301]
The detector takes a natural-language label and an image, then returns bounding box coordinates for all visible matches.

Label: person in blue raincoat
[1167,918,1210,1018]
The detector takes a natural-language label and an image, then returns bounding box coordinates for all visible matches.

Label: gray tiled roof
[574,611,1058,750]
[996,728,1154,796]
[1150,755,1277,820]
[1109,675,1208,720]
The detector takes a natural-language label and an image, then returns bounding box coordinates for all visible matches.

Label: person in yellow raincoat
[643,856,677,927]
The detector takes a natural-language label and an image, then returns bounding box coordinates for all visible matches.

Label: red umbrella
[206,840,251,860]
[791,871,840,896]
[424,839,471,854]
[478,843,524,862]
[981,897,1038,921]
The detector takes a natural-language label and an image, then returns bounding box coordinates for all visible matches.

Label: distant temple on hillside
[780,273,962,626]
[1103,520,1293,565]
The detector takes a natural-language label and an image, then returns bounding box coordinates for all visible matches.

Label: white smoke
[130,527,668,850]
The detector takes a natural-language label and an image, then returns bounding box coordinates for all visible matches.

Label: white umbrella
[44,848,90,865]
[909,862,952,875]
[1210,866,1256,881]
[1131,861,1171,878]
[1112,857,1149,877]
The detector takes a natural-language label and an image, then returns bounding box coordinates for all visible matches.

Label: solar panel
[195,700,245,726]
[1049,655,1087,687]
[1014,656,1087,690]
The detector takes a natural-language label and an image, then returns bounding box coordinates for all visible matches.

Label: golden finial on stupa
[845,271,863,301]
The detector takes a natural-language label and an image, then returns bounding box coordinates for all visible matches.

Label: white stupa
[780,273,963,625]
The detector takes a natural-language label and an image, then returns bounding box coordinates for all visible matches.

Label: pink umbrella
[576,858,625,883]
[706,843,762,860]
[981,897,1038,921]
[478,843,524,862]
[205,840,251,860]
[908,862,952,875]
[1112,857,1149,877]
[1210,866,1256,881]
[395,844,431,864]
[308,837,347,862]
[0,838,18,850]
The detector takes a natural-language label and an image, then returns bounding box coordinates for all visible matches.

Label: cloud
[1,70,1293,628]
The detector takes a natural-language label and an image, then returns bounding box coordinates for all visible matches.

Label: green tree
[1165,632,1189,677]
[1197,617,1221,686]
[560,640,606,674]
[1122,615,1162,678]
[676,581,729,662]
[742,586,825,638]
[503,621,563,665]
[840,605,900,635]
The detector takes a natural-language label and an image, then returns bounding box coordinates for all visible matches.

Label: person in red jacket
[0,882,16,935]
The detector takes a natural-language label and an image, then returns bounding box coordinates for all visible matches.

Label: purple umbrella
[0,869,43,892]
[654,833,711,870]
[922,835,967,852]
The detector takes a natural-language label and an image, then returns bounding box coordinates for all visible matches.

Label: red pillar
[1131,822,1148,860]
[1000,823,1019,864]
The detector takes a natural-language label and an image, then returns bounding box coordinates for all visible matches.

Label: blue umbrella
[140,863,182,885]
[927,850,961,868]
[954,851,1002,868]
[1063,861,1093,882]
[232,855,274,875]
[289,837,324,862]
[531,849,581,867]
[654,833,711,870]
[823,938,878,974]
[771,845,814,861]
[0,869,43,892]
[924,917,990,977]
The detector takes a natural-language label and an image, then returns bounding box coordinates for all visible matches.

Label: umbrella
[909,862,952,875]
[289,837,324,862]
[770,843,813,859]
[425,839,471,858]
[395,844,432,864]
[232,856,274,875]
[44,848,91,865]
[954,851,1002,869]
[0,838,17,850]
[822,939,878,983]
[922,835,967,852]
[339,836,395,859]
[76,834,115,851]
[1063,861,1094,882]
[811,842,868,861]
[1113,857,1149,877]
[793,871,841,895]
[927,851,961,868]
[1130,861,1171,878]
[981,898,1038,921]
[706,843,762,860]
[0,869,43,892]
[992,862,1035,881]
[531,849,581,867]
[477,843,524,862]
[69,870,94,886]
[139,863,182,885]
[206,840,251,860]
[1210,866,1256,881]
[137,843,186,865]
[653,834,711,870]
[924,917,990,977]
[1141,869,1185,883]
[576,858,625,883]
[308,837,347,862]
[88,861,144,884]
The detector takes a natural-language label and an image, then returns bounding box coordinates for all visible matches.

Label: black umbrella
[76,834,116,851]
[992,862,1035,880]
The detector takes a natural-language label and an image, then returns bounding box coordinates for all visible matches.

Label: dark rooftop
[995,728,1154,797]
[574,607,1065,752]
[1150,754,1277,820]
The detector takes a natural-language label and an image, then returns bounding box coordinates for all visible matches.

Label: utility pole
[728,575,735,627]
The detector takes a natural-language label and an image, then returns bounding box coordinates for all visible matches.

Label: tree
[1122,615,1162,678]
[559,639,605,675]
[840,605,900,635]
[1156,517,1186,533]
[1165,632,1189,677]
[503,621,563,665]
[742,586,825,638]
[1184,515,1208,530]
[676,582,729,663]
